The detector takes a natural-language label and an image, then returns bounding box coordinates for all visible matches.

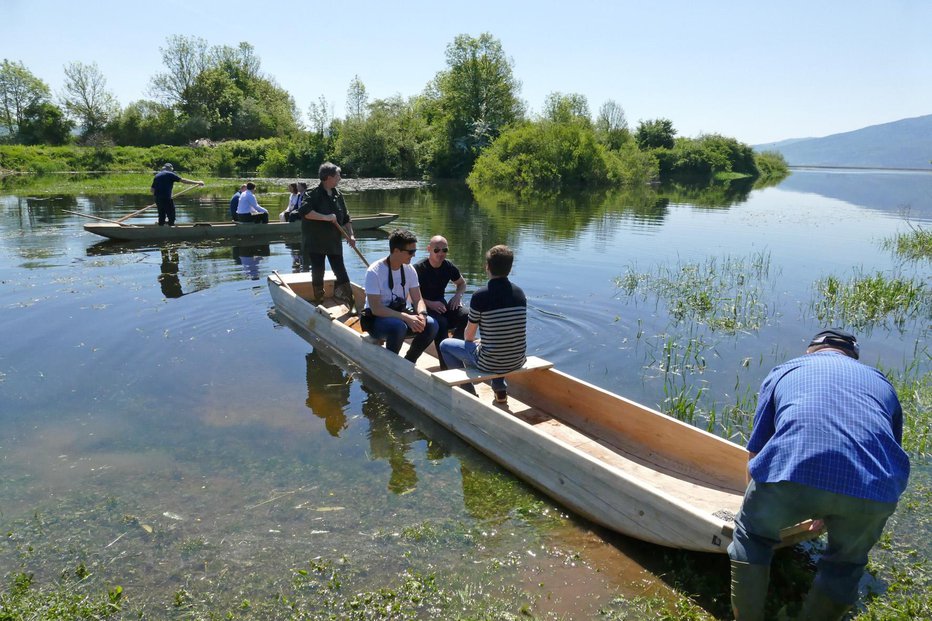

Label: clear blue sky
[6,0,930,144]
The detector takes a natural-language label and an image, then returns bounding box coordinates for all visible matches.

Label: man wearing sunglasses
[414,235,468,369]
[362,228,438,363]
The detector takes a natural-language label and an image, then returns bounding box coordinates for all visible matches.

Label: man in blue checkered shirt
[728,329,910,621]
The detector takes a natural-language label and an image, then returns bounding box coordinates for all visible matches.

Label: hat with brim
[809,328,859,359]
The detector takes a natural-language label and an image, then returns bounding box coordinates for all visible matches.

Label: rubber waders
[730,560,770,621]
[797,586,852,621]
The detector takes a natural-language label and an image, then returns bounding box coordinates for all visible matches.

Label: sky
[5,0,931,145]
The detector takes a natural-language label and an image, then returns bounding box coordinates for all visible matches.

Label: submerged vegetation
[812,270,930,331]
[615,251,775,334]
[883,223,932,262]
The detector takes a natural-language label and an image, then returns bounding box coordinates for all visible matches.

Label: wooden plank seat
[432,356,553,386]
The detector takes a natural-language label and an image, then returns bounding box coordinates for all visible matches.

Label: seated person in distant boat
[439,245,527,404]
[229,183,246,221]
[414,234,468,369]
[284,182,308,223]
[363,228,438,364]
[280,182,301,222]
[234,182,269,223]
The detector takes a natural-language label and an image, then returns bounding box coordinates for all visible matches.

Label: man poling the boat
[150,163,204,227]
[728,329,910,621]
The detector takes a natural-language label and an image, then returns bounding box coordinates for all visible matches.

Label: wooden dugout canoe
[82,213,399,242]
[267,271,817,553]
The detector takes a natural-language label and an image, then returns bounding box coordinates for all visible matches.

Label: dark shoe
[333,282,354,307]
[311,284,325,305]
[494,389,507,404]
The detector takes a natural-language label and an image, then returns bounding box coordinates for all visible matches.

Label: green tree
[336,95,429,178]
[108,100,180,146]
[149,35,211,106]
[307,95,334,136]
[424,33,524,178]
[61,61,120,138]
[17,101,73,145]
[542,92,590,124]
[0,59,51,140]
[346,75,368,120]
[595,100,630,150]
[635,118,676,150]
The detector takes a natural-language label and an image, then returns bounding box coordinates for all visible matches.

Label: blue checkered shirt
[748,351,910,503]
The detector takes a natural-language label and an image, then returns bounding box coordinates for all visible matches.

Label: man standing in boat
[363,228,438,364]
[298,162,356,305]
[414,235,469,369]
[439,245,527,404]
[728,329,909,621]
[150,163,204,226]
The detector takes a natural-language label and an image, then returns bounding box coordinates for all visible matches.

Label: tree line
[0,33,787,187]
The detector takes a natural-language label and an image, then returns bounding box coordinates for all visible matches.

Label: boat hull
[268,272,816,553]
[83,213,398,242]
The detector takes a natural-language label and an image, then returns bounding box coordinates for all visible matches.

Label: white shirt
[236,190,268,214]
[364,259,420,309]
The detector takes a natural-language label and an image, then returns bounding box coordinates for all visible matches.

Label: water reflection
[158,248,183,298]
[232,244,270,280]
[361,387,424,495]
[304,349,350,437]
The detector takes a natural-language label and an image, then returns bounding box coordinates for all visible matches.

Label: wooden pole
[63,209,136,226]
[333,221,369,267]
[271,270,295,293]
[115,183,201,223]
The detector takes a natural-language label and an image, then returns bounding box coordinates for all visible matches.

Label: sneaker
[493,389,507,404]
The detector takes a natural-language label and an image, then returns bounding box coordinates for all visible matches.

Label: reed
[812,270,930,331]
[615,251,774,334]
[883,223,932,262]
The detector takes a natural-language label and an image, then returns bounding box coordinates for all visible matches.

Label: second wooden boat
[83,213,399,242]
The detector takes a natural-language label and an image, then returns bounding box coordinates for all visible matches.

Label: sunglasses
[403,248,417,255]
[433,247,449,254]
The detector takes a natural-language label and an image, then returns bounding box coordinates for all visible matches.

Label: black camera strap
[385,256,405,299]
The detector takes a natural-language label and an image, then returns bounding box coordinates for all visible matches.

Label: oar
[271,270,295,294]
[63,209,137,226]
[334,221,369,267]
[116,183,201,223]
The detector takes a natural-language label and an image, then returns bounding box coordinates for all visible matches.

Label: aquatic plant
[882,223,932,262]
[812,270,930,331]
[615,251,775,334]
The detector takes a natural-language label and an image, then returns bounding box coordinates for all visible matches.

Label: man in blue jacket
[150,163,203,226]
[728,329,910,621]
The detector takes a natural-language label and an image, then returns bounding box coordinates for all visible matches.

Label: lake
[1,169,929,618]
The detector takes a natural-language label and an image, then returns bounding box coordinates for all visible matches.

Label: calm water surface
[1,170,929,616]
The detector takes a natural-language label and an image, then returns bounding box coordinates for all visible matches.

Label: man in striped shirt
[440,245,527,404]
[728,329,909,621]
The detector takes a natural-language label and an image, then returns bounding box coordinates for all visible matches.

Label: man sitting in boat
[439,245,527,404]
[234,182,269,223]
[414,234,468,370]
[362,228,438,364]
[728,329,910,621]
[229,184,246,222]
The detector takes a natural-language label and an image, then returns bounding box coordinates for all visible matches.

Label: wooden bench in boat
[432,356,553,386]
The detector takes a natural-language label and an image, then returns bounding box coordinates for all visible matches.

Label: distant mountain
[754,114,932,169]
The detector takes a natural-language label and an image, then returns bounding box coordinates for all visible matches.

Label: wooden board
[432,356,554,385]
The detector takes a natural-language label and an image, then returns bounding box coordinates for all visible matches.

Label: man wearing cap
[150,163,204,226]
[728,329,910,621]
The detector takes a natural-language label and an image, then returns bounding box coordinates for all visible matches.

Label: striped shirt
[748,351,910,503]
[469,277,527,373]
